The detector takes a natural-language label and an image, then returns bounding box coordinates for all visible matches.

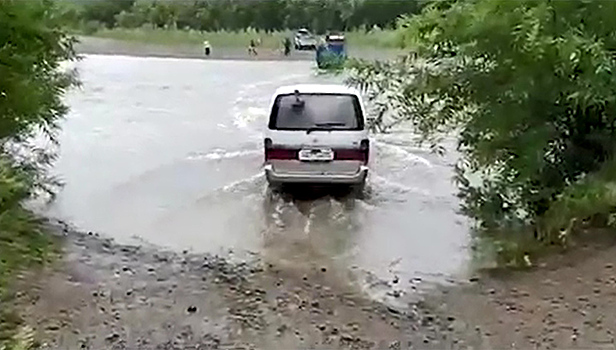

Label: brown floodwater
[42,54,470,305]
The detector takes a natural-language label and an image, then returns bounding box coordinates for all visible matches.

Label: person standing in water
[248,39,257,56]
[283,37,291,56]
[203,40,211,57]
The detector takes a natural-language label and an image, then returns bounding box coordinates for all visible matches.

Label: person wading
[283,37,291,56]
[248,39,257,56]
[203,40,211,57]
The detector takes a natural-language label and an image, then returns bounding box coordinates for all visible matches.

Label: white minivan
[263,84,370,190]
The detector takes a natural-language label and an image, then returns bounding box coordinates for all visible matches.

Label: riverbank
[83,28,398,49]
[437,229,616,349]
[15,221,452,349]
[7,220,616,349]
[0,209,59,348]
[74,36,406,62]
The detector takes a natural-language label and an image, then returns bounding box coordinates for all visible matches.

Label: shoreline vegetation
[78,27,400,50]
[57,0,412,59]
[73,34,406,62]
[347,0,616,267]
[0,0,77,346]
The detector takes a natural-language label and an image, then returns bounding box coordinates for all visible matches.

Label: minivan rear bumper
[264,164,368,184]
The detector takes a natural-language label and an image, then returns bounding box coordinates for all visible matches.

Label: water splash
[220,172,265,193]
[186,149,260,161]
[374,140,433,168]
[303,205,315,234]
[369,173,432,198]
[231,72,313,131]
[233,107,268,129]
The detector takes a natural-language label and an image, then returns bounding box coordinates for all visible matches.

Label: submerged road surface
[45,54,470,304]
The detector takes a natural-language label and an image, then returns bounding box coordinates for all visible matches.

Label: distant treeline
[59,0,421,33]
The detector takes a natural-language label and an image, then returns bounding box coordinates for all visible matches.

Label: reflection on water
[45,54,470,304]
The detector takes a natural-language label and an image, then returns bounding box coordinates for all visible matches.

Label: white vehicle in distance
[263,84,370,191]
[294,28,317,50]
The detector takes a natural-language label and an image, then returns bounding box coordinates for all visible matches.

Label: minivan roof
[274,84,360,96]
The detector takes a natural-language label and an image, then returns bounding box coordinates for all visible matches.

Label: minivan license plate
[299,148,334,162]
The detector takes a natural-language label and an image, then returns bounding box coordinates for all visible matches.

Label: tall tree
[82,0,135,28]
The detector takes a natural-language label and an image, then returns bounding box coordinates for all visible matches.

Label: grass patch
[77,27,399,49]
[0,207,58,349]
[89,27,290,48]
[345,29,400,48]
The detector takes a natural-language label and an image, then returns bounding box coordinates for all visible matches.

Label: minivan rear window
[269,93,364,131]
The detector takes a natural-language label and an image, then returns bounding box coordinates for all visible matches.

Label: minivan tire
[269,183,282,193]
[351,180,366,197]
[266,177,283,193]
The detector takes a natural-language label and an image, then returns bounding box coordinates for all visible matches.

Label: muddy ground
[11,221,616,350]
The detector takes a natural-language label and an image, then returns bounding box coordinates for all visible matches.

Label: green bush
[348,0,616,263]
[67,0,420,34]
[81,20,101,35]
[0,0,77,346]
[115,10,145,29]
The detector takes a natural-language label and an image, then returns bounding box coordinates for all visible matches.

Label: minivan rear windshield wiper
[316,122,347,127]
[306,122,347,134]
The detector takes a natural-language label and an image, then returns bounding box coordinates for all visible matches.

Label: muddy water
[45,54,470,304]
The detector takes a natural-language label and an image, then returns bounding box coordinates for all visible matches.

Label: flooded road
[45,54,470,303]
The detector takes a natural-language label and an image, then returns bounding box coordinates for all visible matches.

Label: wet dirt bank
[436,231,616,350]
[14,221,616,349]
[18,221,465,350]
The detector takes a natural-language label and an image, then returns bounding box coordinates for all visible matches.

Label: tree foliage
[1,0,78,195]
[0,0,76,343]
[62,0,420,33]
[348,0,616,249]
[81,0,135,28]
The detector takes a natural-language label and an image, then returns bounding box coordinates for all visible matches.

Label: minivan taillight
[264,138,273,150]
[334,139,369,164]
[360,139,370,164]
[264,138,297,161]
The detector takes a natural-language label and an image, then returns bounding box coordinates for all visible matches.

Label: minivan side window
[269,93,364,131]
